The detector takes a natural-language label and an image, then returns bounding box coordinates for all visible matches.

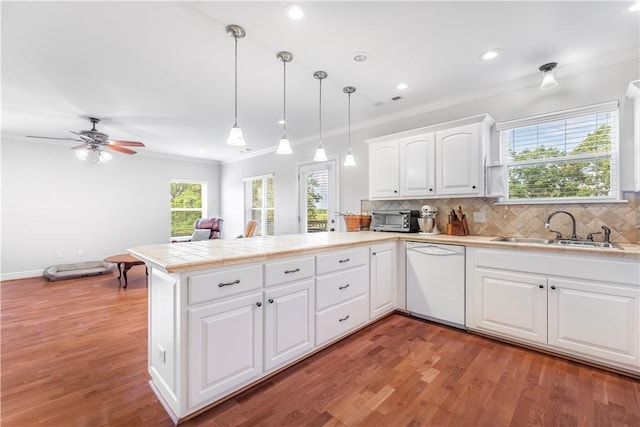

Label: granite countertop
[128,231,640,273]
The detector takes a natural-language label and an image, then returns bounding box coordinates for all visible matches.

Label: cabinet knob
[268,298,274,304]
[394,190,398,193]
[472,185,476,189]
[550,285,556,290]
[538,285,544,289]
[429,188,433,192]
[256,302,262,307]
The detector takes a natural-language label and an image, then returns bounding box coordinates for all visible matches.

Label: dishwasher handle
[407,245,462,256]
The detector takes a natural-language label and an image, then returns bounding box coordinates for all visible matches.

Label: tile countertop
[128,231,640,273]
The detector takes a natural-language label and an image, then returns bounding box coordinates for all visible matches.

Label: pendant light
[276,51,293,155]
[539,62,558,90]
[313,71,328,162]
[343,86,356,167]
[226,24,246,146]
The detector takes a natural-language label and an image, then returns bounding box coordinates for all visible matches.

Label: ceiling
[2,1,638,163]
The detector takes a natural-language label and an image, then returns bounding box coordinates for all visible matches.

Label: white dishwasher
[406,242,465,329]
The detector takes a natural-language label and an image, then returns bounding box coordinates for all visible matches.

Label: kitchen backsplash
[362,191,640,244]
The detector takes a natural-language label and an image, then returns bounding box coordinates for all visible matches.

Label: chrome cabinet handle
[338,284,350,290]
[338,315,350,322]
[218,279,240,288]
[284,268,300,274]
[338,258,350,263]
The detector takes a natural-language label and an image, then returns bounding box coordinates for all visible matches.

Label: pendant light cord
[348,92,351,150]
[283,60,287,135]
[318,78,323,143]
[234,36,238,127]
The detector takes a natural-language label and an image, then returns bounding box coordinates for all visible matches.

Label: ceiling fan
[26,117,145,157]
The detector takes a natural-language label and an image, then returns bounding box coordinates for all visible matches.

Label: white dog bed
[43,261,117,281]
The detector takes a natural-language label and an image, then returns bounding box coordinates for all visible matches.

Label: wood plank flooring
[2,268,639,426]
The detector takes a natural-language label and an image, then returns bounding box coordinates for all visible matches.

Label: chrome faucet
[545,210,577,240]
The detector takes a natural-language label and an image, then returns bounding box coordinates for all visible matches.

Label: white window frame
[496,101,620,204]
[169,179,208,238]
[243,173,274,236]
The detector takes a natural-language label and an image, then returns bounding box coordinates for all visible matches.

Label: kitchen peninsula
[129,232,639,423]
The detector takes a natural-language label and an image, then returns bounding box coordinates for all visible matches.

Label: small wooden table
[104,254,146,288]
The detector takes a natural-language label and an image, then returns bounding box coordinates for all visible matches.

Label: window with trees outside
[244,174,274,236]
[497,101,619,203]
[170,180,207,238]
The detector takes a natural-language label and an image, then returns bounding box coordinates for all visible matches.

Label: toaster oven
[371,210,419,232]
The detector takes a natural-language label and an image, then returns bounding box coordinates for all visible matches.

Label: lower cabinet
[187,291,263,407]
[370,243,397,320]
[316,295,369,346]
[469,248,640,373]
[264,279,315,371]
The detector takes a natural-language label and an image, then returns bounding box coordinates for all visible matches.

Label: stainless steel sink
[491,237,554,244]
[555,239,622,249]
[492,236,622,249]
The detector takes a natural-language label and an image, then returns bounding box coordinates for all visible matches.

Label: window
[244,174,274,236]
[497,101,619,203]
[170,180,207,237]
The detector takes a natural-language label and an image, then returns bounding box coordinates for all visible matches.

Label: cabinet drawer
[316,294,369,346]
[316,247,368,275]
[189,265,263,305]
[316,264,368,310]
[265,256,315,287]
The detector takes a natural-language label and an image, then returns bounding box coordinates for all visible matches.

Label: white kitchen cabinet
[548,277,639,367]
[436,123,483,197]
[626,80,640,191]
[473,268,547,344]
[264,279,315,372]
[187,291,263,407]
[369,242,397,320]
[467,248,640,373]
[368,140,399,198]
[366,114,494,200]
[399,134,435,197]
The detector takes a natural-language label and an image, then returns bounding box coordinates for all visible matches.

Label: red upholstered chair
[193,217,223,240]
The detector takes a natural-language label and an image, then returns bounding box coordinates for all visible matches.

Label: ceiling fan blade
[26,135,82,141]
[108,140,145,147]
[105,145,137,155]
[70,144,88,150]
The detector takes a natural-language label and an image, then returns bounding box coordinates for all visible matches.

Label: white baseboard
[1,270,43,281]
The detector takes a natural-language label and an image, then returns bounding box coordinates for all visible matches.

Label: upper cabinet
[367,115,494,200]
[626,80,640,192]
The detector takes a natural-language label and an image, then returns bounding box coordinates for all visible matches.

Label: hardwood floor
[2,269,639,426]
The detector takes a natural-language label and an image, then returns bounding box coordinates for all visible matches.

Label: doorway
[298,159,338,233]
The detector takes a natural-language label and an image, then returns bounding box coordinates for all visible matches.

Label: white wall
[0,138,220,279]
[221,60,639,238]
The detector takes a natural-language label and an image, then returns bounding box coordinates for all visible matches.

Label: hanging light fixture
[225,24,247,146]
[539,62,558,90]
[276,51,293,155]
[313,71,328,162]
[343,86,356,167]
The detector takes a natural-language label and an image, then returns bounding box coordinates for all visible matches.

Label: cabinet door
[474,268,547,344]
[264,280,315,371]
[436,123,482,196]
[548,278,639,369]
[370,243,397,319]
[188,292,263,407]
[399,134,435,197]
[368,140,399,199]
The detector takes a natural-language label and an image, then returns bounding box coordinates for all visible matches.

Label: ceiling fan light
[344,150,356,167]
[99,150,113,163]
[276,137,292,154]
[314,144,328,162]
[226,126,246,146]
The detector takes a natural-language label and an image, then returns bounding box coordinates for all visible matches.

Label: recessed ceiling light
[396,83,409,90]
[630,2,640,12]
[353,52,368,62]
[240,148,252,153]
[278,119,286,125]
[480,48,502,60]
[285,3,304,20]
[200,150,207,154]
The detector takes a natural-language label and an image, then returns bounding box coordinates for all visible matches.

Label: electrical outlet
[78,249,84,257]
[473,212,486,223]
[158,346,166,363]
[55,251,62,259]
